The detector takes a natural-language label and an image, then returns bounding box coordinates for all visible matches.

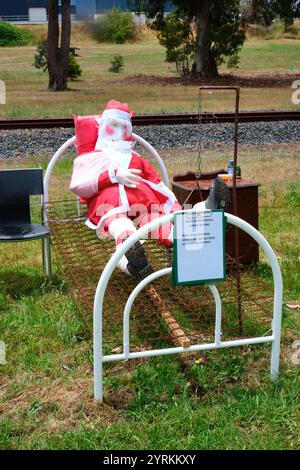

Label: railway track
[1,110,300,130]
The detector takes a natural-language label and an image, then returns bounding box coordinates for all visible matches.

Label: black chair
[0,168,51,278]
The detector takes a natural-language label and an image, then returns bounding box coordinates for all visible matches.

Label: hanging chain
[182,87,205,207]
[196,88,202,179]
[195,88,204,202]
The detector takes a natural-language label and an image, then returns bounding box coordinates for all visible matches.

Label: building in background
[75,0,173,21]
[75,1,135,20]
[0,0,76,23]
[0,1,172,23]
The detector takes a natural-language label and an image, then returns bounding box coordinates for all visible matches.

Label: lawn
[0,142,299,450]
[0,26,300,118]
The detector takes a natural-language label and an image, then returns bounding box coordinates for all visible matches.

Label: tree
[47,0,71,91]
[273,0,300,32]
[156,10,195,76]
[240,0,275,26]
[133,0,245,78]
[241,0,300,31]
[34,40,82,80]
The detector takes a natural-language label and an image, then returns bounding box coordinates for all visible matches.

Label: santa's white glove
[115,168,142,188]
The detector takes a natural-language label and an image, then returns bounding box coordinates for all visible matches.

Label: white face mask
[106,120,126,142]
[95,118,133,153]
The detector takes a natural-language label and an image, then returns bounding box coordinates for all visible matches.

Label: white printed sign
[172,210,226,286]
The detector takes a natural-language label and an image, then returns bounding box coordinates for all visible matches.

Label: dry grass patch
[158,142,300,192]
[0,367,119,436]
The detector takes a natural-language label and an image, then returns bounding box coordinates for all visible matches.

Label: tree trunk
[194,0,218,78]
[61,0,71,90]
[47,0,71,91]
[284,18,293,33]
[47,0,59,90]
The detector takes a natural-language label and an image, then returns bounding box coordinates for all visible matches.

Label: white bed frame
[43,134,283,402]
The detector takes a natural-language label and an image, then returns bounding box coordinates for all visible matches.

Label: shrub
[227,53,240,70]
[156,11,195,76]
[109,55,124,73]
[33,40,82,81]
[0,20,35,47]
[91,7,137,43]
[34,41,47,71]
[68,53,82,80]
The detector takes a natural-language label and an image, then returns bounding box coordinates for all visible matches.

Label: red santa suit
[70,100,181,249]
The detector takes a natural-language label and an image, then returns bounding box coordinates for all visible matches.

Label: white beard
[94,119,134,154]
[100,147,132,169]
[95,136,133,153]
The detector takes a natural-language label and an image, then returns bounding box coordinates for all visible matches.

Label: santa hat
[99,99,133,133]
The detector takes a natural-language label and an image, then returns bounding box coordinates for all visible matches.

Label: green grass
[237,41,300,72]
[0,32,300,118]
[0,144,299,450]
[260,183,300,297]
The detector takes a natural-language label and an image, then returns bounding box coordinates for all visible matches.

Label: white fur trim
[115,244,131,275]
[108,217,136,241]
[102,109,131,122]
[85,218,98,230]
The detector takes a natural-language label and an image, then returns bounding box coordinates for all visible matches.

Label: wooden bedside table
[172,170,260,264]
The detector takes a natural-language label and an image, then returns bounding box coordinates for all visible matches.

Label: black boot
[205,176,231,211]
[125,240,154,279]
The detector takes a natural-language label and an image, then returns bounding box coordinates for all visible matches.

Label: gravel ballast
[0,120,300,159]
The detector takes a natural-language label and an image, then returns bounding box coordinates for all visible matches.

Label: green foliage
[33,41,47,71]
[241,0,300,30]
[91,7,137,44]
[133,0,245,77]
[109,54,124,73]
[68,53,82,80]
[227,52,240,69]
[0,21,35,47]
[210,0,245,67]
[156,11,195,76]
[241,0,275,26]
[273,0,300,31]
[33,40,82,81]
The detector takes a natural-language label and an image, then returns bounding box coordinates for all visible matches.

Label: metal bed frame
[43,134,283,402]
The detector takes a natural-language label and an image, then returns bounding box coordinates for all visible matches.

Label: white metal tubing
[77,195,81,218]
[103,335,275,363]
[43,136,76,208]
[42,236,52,279]
[210,284,222,346]
[132,133,169,186]
[93,211,283,400]
[123,269,222,356]
[43,136,76,226]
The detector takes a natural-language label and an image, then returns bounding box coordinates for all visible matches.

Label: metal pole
[198,86,243,333]
[232,87,243,334]
[42,236,52,279]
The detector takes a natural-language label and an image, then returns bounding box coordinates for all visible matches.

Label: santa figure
[70,100,229,278]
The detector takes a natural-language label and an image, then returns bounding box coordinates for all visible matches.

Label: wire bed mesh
[45,199,274,356]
